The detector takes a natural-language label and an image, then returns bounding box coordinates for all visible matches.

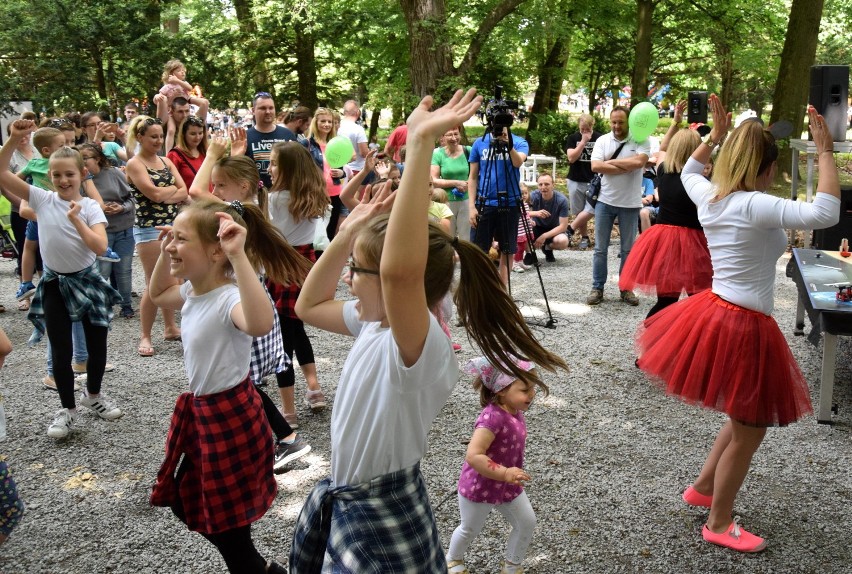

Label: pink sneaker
[682,485,713,508]
[305,389,326,411]
[452,343,462,353]
[702,518,767,553]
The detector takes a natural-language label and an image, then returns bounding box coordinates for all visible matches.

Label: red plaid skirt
[267,244,315,319]
[150,377,276,534]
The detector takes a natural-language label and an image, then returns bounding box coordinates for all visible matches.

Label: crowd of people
[0,67,842,571]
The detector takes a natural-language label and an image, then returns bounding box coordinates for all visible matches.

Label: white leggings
[447,491,536,565]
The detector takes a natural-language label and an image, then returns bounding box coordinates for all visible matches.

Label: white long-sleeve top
[681,157,839,314]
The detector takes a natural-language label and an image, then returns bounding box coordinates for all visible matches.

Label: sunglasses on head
[47,119,71,128]
[253,91,272,104]
[186,116,205,127]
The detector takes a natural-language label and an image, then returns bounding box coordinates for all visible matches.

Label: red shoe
[452,343,462,353]
[702,518,767,553]
[682,485,713,508]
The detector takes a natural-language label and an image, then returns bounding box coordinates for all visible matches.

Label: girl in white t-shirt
[267,142,330,427]
[148,198,309,574]
[0,120,123,440]
[291,89,568,572]
[636,99,841,553]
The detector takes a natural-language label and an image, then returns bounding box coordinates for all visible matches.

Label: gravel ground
[0,244,850,574]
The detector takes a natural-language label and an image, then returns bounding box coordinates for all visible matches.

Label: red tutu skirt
[636,290,812,426]
[619,224,712,296]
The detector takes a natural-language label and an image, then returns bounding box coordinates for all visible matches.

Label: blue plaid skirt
[27,264,121,345]
[289,463,446,573]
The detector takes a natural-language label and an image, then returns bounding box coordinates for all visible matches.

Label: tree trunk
[717,41,734,108]
[769,0,825,182]
[232,0,270,92]
[630,0,653,107]
[400,0,526,99]
[588,64,602,113]
[368,107,381,143]
[293,10,318,110]
[528,37,570,137]
[400,0,455,97]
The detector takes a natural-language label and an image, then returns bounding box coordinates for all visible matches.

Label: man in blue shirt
[467,127,529,284]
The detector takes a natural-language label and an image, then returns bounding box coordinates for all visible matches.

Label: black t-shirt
[656,163,702,229]
[246,126,298,188]
[564,131,602,183]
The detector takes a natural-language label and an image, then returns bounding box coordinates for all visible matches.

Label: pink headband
[464,356,535,393]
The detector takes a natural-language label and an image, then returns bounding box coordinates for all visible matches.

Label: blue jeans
[99,228,135,313]
[592,202,640,290]
[46,321,87,376]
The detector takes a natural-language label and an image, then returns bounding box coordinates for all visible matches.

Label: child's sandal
[447,560,468,574]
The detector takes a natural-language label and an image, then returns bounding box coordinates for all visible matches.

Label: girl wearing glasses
[291,89,567,572]
[126,117,188,356]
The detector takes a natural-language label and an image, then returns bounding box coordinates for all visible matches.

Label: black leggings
[275,315,315,389]
[172,461,267,574]
[256,385,292,440]
[42,279,108,409]
[326,195,345,241]
[646,291,702,319]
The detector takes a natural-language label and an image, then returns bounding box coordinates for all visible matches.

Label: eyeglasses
[348,257,379,277]
[81,155,97,161]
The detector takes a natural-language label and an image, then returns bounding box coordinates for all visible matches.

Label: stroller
[0,197,18,261]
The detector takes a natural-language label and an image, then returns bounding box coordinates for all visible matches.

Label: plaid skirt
[27,264,121,345]
[150,378,276,534]
[289,463,446,573]
[267,244,315,320]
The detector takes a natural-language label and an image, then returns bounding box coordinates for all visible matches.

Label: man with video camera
[467,117,529,285]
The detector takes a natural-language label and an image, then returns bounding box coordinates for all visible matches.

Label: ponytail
[357,214,568,388]
[182,199,312,287]
[454,239,568,387]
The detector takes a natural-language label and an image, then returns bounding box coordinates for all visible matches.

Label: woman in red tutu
[636,96,840,552]
[620,100,712,318]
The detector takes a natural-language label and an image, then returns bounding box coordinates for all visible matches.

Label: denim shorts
[25,220,39,241]
[133,226,162,244]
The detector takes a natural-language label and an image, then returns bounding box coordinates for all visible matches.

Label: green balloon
[629,102,659,143]
[325,136,355,168]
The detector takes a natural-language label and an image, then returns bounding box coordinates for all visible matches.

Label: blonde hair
[126,115,154,152]
[662,129,700,174]
[179,199,311,286]
[355,215,569,388]
[270,142,329,222]
[431,188,449,204]
[33,127,63,154]
[214,156,269,215]
[49,146,84,172]
[161,59,185,84]
[577,113,594,130]
[711,121,778,200]
[308,108,337,142]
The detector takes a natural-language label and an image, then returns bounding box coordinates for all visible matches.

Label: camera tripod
[473,132,557,329]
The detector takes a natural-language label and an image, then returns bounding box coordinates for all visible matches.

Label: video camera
[484,84,519,137]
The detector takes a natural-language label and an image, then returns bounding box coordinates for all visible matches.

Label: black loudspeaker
[687,91,708,124]
[809,65,848,142]
[812,185,852,250]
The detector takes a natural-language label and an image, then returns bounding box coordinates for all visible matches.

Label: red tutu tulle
[619,224,712,296]
[636,290,812,426]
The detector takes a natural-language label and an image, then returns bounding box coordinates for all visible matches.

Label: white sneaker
[78,393,123,420]
[47,408,77,438]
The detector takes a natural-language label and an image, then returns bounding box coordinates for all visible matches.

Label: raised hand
[228,126,247,156]
[808,105,834,154]
[406,89,483,142]
[339,181,397,237]
[156,225,174,254]
[673,100,687,124]
[708,94,731,143]
[216,212,247,257]
[9,120,36,139]
[208,136,229,160]
[362,148,379,173]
